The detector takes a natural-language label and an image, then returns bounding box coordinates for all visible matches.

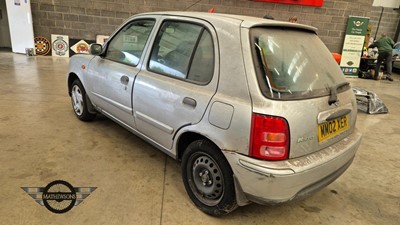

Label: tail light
[249,113,290,160]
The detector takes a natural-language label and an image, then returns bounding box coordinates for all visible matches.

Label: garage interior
[1,0,400,224]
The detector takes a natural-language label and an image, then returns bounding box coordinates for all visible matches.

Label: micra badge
[297,136,314,143]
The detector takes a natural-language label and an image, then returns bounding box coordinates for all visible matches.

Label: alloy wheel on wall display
[34,36,51,56]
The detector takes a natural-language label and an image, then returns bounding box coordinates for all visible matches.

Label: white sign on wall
[51,34,69,57]
[373,0,400,8]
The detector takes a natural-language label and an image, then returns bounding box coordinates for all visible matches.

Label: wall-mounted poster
[340,16,369,76]
[51,34,69,57]
[34,36,51,56]
[69,39,95,57]
[254,0,323,7]
[96,35,110,45]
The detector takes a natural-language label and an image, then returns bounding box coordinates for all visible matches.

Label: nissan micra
[67,12,362,216]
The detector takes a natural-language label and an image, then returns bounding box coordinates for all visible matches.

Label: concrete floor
[0,51,399,225]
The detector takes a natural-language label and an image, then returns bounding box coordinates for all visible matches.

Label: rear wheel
[70,79,96,121]
[181,139,238,216]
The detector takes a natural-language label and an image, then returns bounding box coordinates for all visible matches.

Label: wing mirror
[89,44,103,56]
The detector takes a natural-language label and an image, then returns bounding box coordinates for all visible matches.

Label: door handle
[183,97,197,108]
[120,75,129,85]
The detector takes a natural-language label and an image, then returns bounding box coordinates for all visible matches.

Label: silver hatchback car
[68,12,362,216]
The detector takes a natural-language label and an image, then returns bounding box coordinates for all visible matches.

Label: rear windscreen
[250,27,350,100]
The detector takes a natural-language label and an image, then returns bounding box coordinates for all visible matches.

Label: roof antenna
[184,0,203,11]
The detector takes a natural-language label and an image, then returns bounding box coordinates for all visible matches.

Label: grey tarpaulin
[352,87,388,114]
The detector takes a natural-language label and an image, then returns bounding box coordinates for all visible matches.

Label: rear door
[86,19,156,128]
[133,18,218,149]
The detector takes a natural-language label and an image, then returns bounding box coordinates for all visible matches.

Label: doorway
[0,0,12,51]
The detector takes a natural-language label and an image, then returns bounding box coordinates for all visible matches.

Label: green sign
[340,16,369,76]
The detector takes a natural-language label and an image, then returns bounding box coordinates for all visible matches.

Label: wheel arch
[176,131,221,162]
[67,73,80,96]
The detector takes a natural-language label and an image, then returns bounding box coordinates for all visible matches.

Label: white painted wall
[5,0,34,53]
[0,0,11,47]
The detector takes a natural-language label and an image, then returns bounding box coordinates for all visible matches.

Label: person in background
[369,33,394,81]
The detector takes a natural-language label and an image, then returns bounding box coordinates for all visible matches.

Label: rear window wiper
[328,82,350,105]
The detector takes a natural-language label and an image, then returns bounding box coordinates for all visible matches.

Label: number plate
[318,115,349,142]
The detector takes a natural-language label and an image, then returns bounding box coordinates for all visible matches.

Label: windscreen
[251,27,349,100]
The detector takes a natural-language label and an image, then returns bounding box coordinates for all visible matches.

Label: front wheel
[70,79,96,121]
[181,139,238,216]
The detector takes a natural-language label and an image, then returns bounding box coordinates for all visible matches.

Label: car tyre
[181,139,238,216]
[70,79,96,121]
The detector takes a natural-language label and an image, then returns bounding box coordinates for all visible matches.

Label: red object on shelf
[254,0,323,7]
[332,53,342,65]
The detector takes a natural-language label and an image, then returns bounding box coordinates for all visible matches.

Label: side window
[105,19,155,66]
[149,21,214,83]
[187,31,214,83]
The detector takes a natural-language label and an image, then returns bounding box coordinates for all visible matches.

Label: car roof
[136,11,318,33]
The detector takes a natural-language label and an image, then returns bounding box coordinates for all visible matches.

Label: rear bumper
[224,129,362,205]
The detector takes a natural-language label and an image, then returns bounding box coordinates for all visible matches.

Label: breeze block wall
[30,0,399,53]
[369,6,399,41]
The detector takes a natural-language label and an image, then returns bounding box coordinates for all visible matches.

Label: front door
[87,19,156,128]
[133,19,218,149]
